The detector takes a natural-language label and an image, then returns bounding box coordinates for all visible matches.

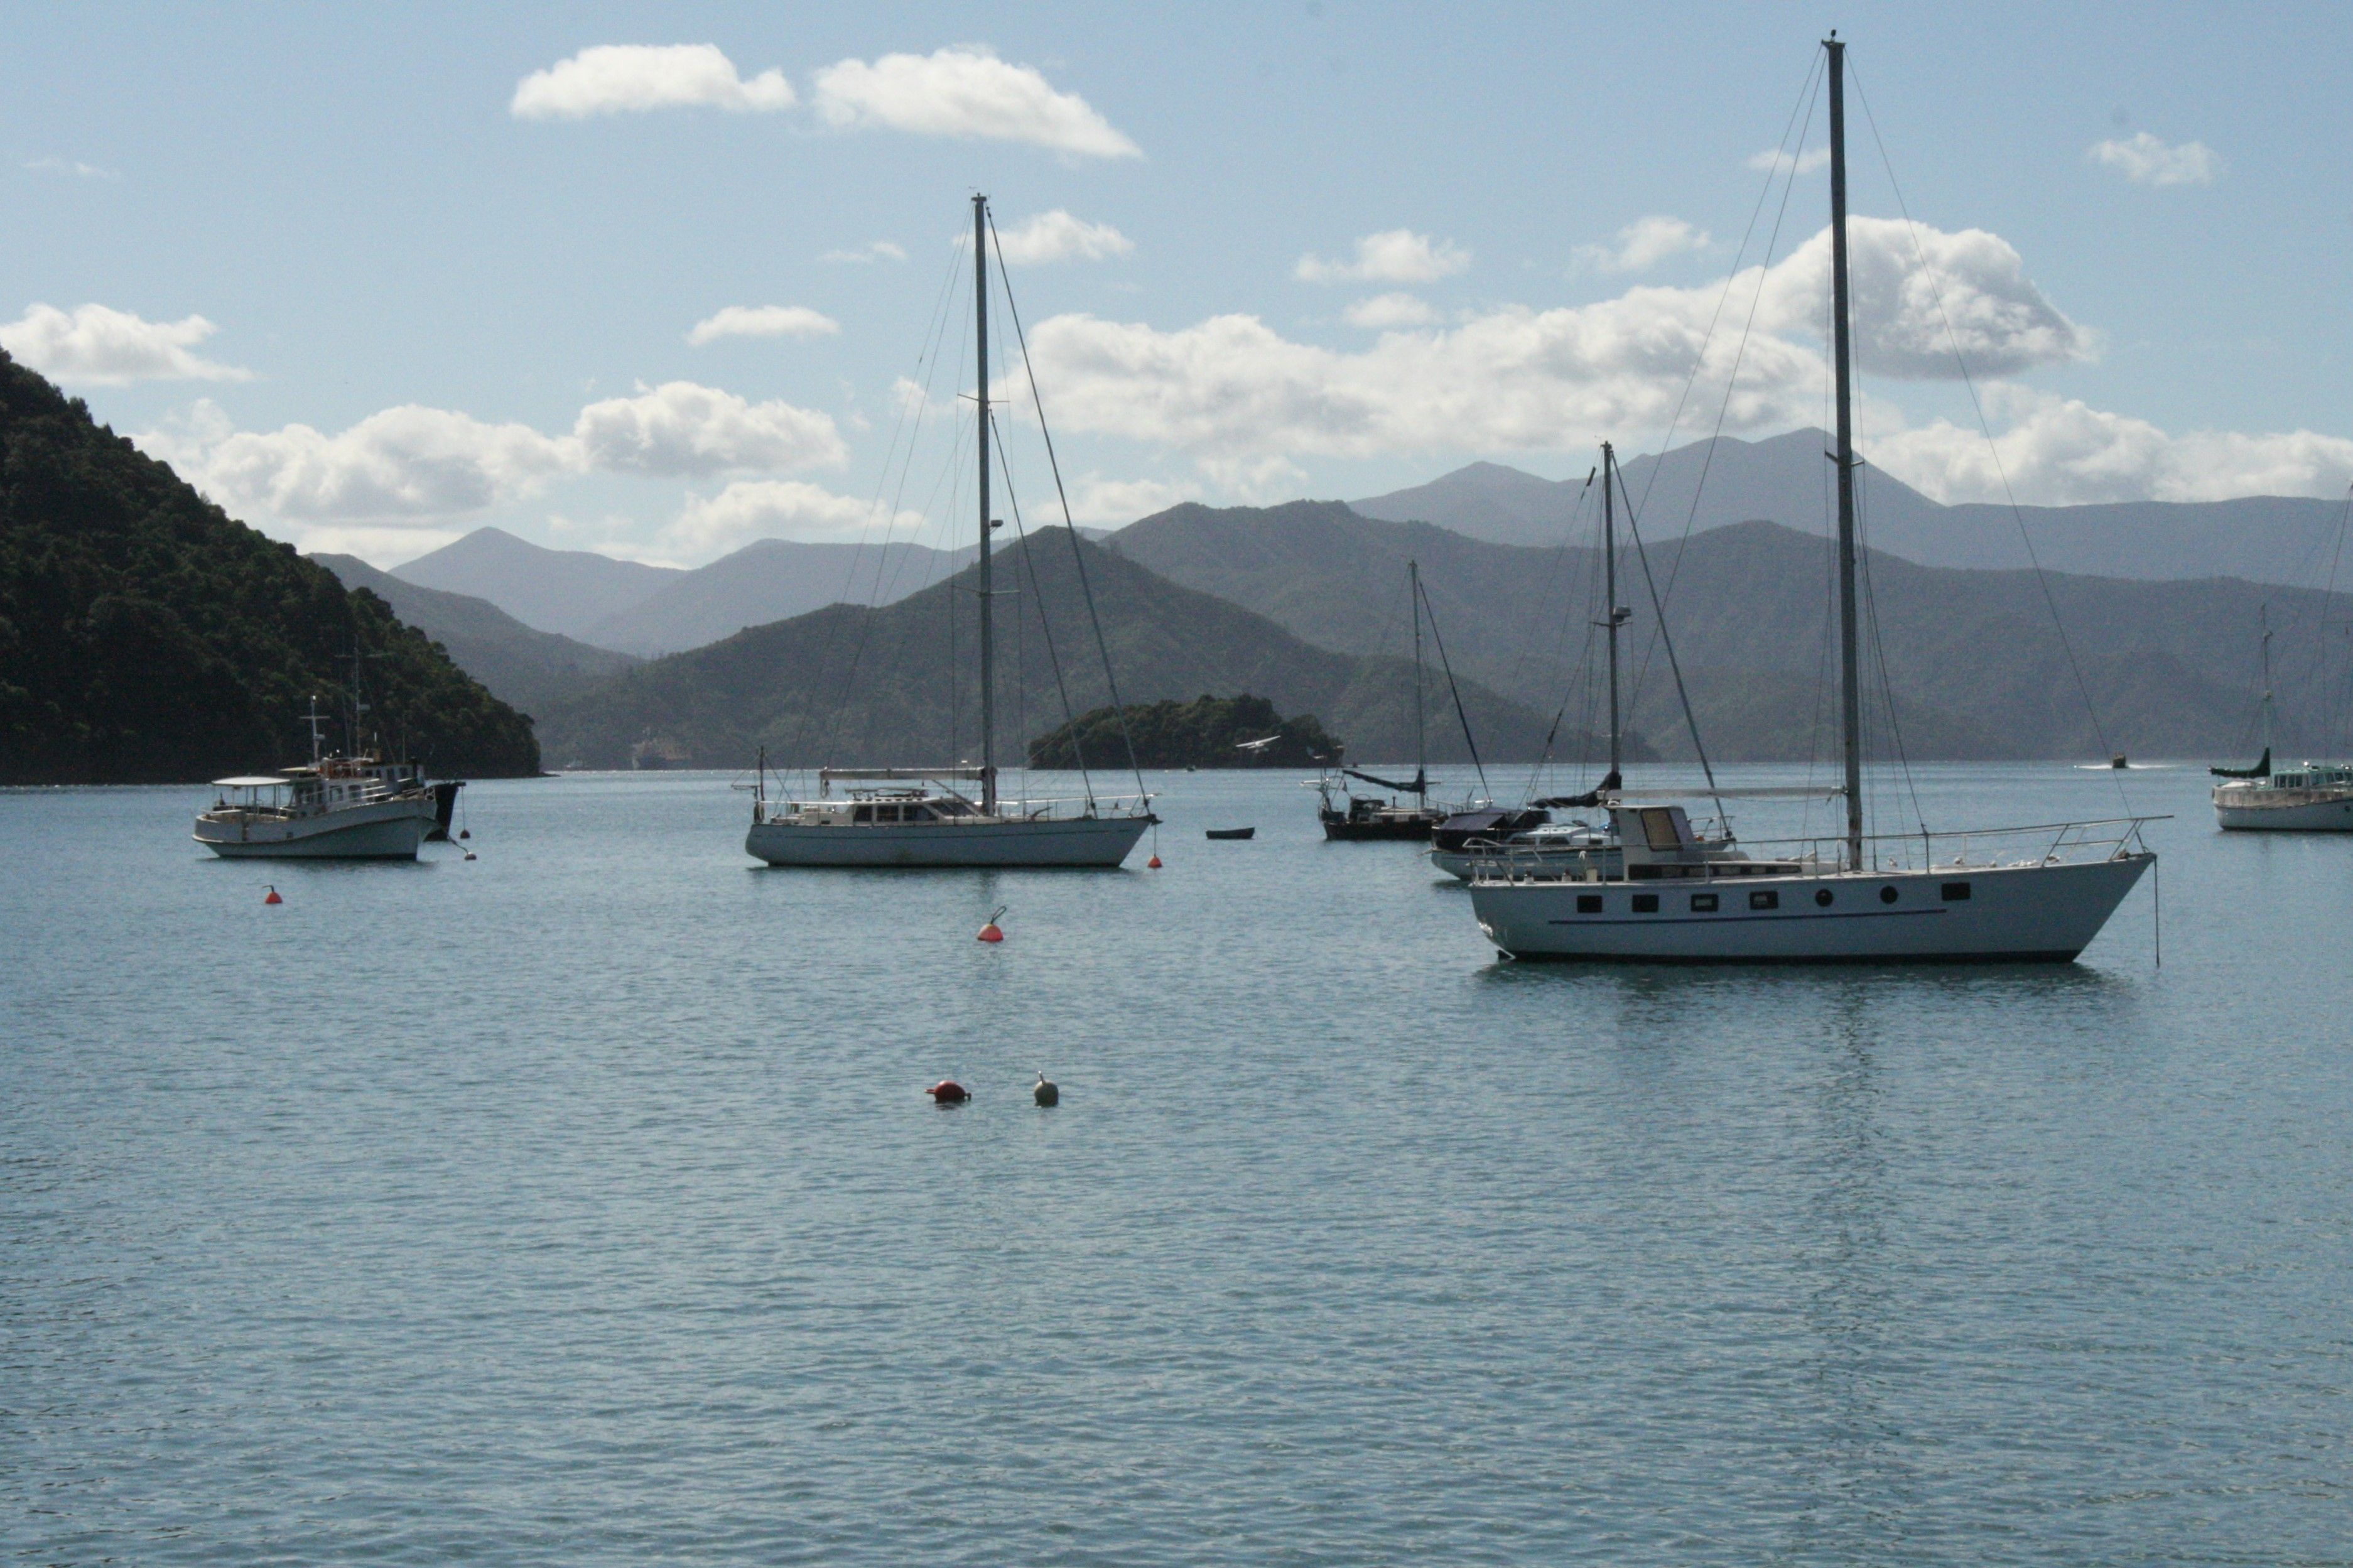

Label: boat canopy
[212,776,289,787]
[819,766,987,783]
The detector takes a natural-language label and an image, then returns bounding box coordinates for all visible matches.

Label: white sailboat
[2210,613,2353,829]
[1469,36,2158,963]
[745,195,1155,871]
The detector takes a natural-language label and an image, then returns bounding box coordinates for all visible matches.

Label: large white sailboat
[745,195,1155,871]
[1469,36,2158,963]
[2210,615,2353,829]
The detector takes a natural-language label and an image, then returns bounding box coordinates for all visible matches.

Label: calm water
[5,763,2350,1565]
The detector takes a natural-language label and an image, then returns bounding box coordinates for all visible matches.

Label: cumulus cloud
[1343,293,1437,328]
[1028,218,2086,466]
[811,45,1140,158]
[1,303,250,384]
[139,381,846,532]
[991,210,1134,265]
[511,43,793,119]
[1574,215,1711,274]
[1065,475,1193,524]
[686,305,841,345]
[571,382,847,476]
[1873,386,2353,506]
[2089,132,2221,187]
[1295,229,1471,284]
[664,480,923,557]
[819,240,908,264]
[1747,146,1830,176]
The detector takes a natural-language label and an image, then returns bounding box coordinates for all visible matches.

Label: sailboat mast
[974,193,997,814]
[1602,441,1622,779]
[1827,36,1864,871]
[1410,559,1427,806]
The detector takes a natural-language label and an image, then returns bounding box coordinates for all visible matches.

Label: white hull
[2214,791,2353,831]
[1471,855,2152,964]
[196,798,435,860]
[747,813,1152,868]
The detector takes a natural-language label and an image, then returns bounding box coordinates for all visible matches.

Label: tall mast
[1827,35,1864,870]
[973,193,997,814]
[1410,559,1427,806]
[1601,441,1623,780]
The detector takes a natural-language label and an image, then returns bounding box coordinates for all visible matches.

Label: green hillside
[0,350,539,782]
[535,529,1601,770]
[1109,502,2349,763]
[1029,694,1341,769]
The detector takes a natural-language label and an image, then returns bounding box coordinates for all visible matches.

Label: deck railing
[1473,815,2166,883]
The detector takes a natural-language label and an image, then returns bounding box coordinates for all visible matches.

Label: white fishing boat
[195,705,442,859]
[744,195,1155,871]
[1469,36,2158,963]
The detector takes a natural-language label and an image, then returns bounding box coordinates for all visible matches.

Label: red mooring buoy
[263,885,283,906]
[977,903,1006,943]
[929,1079,970,1104]
[1147,854,1163,868]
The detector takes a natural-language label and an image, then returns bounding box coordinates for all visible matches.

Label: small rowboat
[1205,826,1256,841]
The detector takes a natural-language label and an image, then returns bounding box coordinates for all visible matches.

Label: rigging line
[991,408,1097,804]
[1625,64,1824,716]
[2307,484,2353,755]
[1505,468,1598,700]
[1854,464,1928,838]
[987,211,1148,801]
[1628,48,1826,525]
[1847,60,2128,811]
[1616,462,1721,798]
[1415,573,1490,799]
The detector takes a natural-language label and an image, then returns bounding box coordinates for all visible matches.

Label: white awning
[212,775,289,787]
[1613,787,1845,801]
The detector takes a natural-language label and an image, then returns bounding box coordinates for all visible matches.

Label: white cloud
[811,45,1140,158]
[1343,293,1437,328]
[1872,386,2353,506]
[24,156,119,180]
[1574,215,1711,274]
[820,240,909,264]
[2089,131,2221,187]
[992,210,1134,265]
[663,480,924,557]
[686,305,841,345]
[1,303,250,385]
[1027,218,2086,466]
[1066,475,1193,524]
[571,381,847,476]
[1295,229,1471,284]
[511,43,794,119]
[1747,146,1830,176]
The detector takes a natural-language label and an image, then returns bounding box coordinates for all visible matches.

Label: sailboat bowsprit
[744,195,1155,870]
[1467,35,2159,963]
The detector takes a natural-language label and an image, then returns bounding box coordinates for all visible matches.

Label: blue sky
[4,1,2347,566]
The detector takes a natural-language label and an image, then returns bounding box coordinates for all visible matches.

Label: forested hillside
[0,350,539,782]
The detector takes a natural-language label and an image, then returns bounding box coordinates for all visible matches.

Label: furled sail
[2211,747,2271,779]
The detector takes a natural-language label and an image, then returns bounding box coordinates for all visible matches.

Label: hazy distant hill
[312,554,638,716]
[535,531,1589,772]
[0,349,538,782]
[393,527,679,641]
[1110,499,2352,762]
[583,537,977,657]
[1356,429,2352,588]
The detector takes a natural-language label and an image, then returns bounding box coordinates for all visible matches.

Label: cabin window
[852,805,874,824]
[1814,887,1834,907]
[1631,894,1660,914]
[1750,890,1779,911]
[1576,894,1603,914]
[904,804,932,821]
[1690,893,1718,912]
[1879,885,1898,904]
[1941,881,1972,902]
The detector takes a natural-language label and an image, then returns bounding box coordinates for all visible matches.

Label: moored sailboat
[1468,36,2157,963]
[2210,612,2353,829]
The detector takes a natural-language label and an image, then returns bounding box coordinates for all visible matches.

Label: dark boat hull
[1206,827,1256,840]
[1321,810,1443,842]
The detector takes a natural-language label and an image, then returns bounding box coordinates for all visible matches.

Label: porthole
[1631,894,1660,913]
[1814,887,1834,907]
[1879,885,1898,904]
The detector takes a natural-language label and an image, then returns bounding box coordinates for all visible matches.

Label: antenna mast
[1827,35,1864,871]
[1601,441,1625,781]
[1410,559,1427,806]
[973,193,997,814]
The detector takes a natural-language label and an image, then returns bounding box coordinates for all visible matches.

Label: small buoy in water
[929,1079,970,1104]
[1033,1071,1059,1108]
[1147,854,1163,868]
[977,902,1007,943]
[463,850,478,861]
[459,828,470,840]
[263,885,282,906]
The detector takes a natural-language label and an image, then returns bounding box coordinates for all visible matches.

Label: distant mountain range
[391,526,975,656]
[534,530,1590,772]
[311,554,639,718]
[1112,499,2353,762]
[1355,429,2353,588]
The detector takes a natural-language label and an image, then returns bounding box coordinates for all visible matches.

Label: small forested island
[0,350,539,784]
[1028,693,1341,770]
